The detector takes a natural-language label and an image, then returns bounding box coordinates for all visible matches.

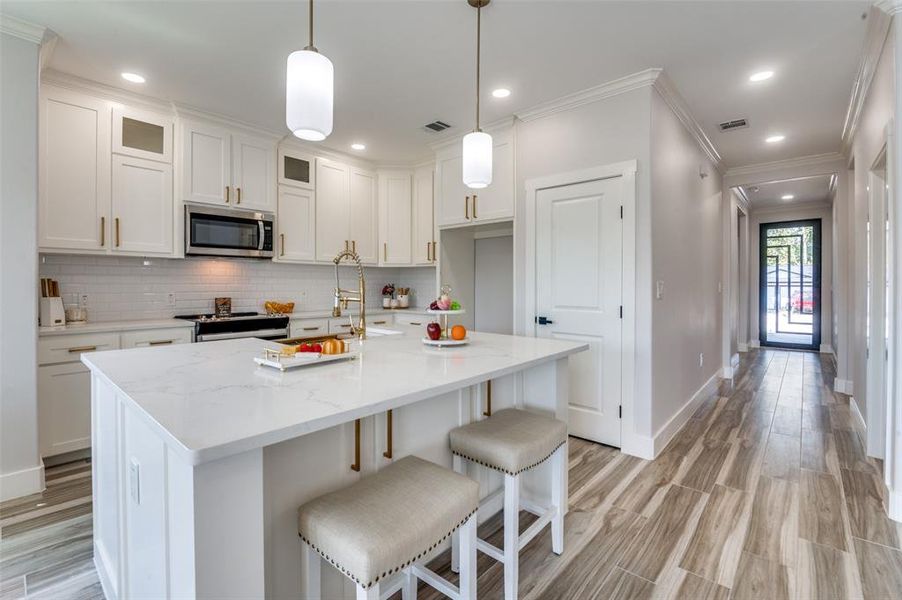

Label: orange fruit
[451,325,467,340]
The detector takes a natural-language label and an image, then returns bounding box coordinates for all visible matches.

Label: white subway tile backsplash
[40,255,436,322]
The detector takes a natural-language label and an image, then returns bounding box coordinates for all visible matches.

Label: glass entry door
[759,219,821,350]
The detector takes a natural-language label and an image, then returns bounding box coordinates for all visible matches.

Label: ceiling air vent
[718,118,749,132]
[424,120,452,133]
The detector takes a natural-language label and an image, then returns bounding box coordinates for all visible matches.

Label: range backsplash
[39,254,437,322]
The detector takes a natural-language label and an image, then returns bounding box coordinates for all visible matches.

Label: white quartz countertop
[81,329,587,465]
[39,318,194,337]
[285,307,431,319]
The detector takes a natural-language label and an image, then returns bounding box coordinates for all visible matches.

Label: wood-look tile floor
[4,350,901,599]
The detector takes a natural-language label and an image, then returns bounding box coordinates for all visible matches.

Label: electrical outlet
[80,294,89,307]
[129,458,141,504]
[168,292,177,307]
[655,281,665,300]
[699,353,704,368]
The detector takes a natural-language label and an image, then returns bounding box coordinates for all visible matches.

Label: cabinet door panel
[315,160,350,261]
[38,363,92,457]
[39,87,111,251]
[437,154,469,227]
[413,167,435,265]
[113,106,172,163]
[349,168,378,265]
[112,156,174,255]
[233,135,276,211]
[379,172,412,265]
[277,186,316,262]
[471,138,514,222]
[278,148,315,190]
[182,121,231,206]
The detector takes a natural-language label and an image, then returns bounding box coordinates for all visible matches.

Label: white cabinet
[120,328,192,348]
[278,148,315,190]
[276,186,316,262]
[378,171,412,265]
[368,314,395,327]
[39,85,111,252]
[413,166,436,265]
[181,120,276,211]
[289,318,329,338]
[113,106,172,163]
[315,159,378,264]
[435,128,514,228]
[112,156,173,255]
[38,362,92,457]
[328,317,356,335]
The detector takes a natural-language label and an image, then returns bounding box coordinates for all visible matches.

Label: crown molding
[427,116,515,153]
[42,69,175,114]
[515,68,662,123]
[651,70,723,172]
[733,186,752,211]
[0,14,45,44]
[175,103,283,140]
[875,0,902,15]
[749,199,831,216]
[724,152,845,179]
[842,6,892,152]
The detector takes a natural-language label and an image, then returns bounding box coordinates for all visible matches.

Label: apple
[426,322,442,341]
[299,343,312,353]
[312,343,322,353]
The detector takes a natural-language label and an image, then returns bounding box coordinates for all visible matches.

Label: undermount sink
[365,327,403,337]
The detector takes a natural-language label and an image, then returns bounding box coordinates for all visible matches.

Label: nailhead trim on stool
[452,439,566,476]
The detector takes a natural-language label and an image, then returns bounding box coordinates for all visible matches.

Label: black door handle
[536,316,553,325]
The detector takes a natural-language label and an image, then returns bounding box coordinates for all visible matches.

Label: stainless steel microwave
[185,204,274,258]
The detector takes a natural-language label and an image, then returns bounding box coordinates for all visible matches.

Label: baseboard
[888,489,902,523]
[738,342,749,352]
[749,339,761,349]
[850,396,867,433]
[819,344,833,354]
[95,542,118,600]
[0,461,44,502]
[834,378,854,395]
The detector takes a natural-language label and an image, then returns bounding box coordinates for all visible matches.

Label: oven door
[195,328,289,342]
[185,205,274,258]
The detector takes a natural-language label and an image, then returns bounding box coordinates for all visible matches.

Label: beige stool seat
[298,455,479,591]
[449,408,567,475]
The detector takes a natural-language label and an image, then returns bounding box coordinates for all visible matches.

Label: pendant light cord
[307,0,315,51]
[475,2,481,131]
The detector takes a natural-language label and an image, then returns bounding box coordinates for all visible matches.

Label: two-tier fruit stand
[422,309,468,346]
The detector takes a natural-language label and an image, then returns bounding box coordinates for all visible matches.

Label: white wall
[747,203,834,351]
[474,235,513,334]
[1,31,43,500]
[648,89,723,435]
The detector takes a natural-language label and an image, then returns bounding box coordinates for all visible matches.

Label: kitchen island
[82,327,587,599]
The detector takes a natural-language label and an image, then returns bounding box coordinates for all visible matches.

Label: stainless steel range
[174,312,289,342]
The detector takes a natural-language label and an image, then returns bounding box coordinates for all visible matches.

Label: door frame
[523,160,637,449]
[758,218,822,351]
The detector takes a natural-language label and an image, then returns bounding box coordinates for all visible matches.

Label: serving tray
[254,350,360,371]
[421,337,469,347]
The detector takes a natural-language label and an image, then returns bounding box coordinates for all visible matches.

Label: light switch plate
[129,458,141,505]
[655,281,665,300]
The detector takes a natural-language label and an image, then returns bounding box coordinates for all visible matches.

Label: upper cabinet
[180,120,276,212]
[412,166,437,266]
[349,168,378,265]
[111,155,173,255]
[378,171,412,265]
[275,186,316,263]
[278,148,315,190]
[315,159,378,265]
[435,127,514,228]
[113,106,173,163]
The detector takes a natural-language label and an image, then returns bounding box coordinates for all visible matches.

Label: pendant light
[462,0,492,189]
[286,0,333,141]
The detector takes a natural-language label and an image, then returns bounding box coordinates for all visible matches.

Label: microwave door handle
[258,220,265,251]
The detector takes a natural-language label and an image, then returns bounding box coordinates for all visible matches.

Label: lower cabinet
[120,328,192,348]
[38,362,93,457]
[288,318,328,338]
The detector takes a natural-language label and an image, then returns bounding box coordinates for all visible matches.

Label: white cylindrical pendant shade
[462,131,493,189]
[286,49,333,141]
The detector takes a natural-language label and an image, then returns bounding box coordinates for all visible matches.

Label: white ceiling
[739,174,835,208]
[2,1,870,165]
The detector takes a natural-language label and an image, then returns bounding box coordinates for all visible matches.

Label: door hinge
[619,405,622,419]
[619,306,623,319]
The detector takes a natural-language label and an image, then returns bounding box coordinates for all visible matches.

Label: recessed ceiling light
[350,143,366,151]
[492,88,511,98]
[781,194,794,200]
[765,134,785,143]
[749,70,774,82]
[121,72,146,84]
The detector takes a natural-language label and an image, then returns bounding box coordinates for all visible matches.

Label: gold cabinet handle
[115,217,120,247]
[352,240,356,254]
[432,241,437,262]
[339,324,352,328]
[351,418,361,472]
[236,187,241,204]
[225,186,230,204]
[483,380,493,417]
[67,345,97,353]
[473,194,477,219]
[345,240,349,252]
[383,242,388,262]
[409,321,422,326]
[373,320,387,325]
[383,410,393,459]
[100,216,105,247]
[426,242,431,261]
[280,233,285,257]
[465,195,470,219]
[148,340,173,346]
[302,326,320,331]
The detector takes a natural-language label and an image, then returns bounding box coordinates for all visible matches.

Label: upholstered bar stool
[298,455,479,600]
[449,408,567,600]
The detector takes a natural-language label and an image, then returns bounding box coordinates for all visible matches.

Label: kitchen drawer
[121,328,192,349]
[397,315,428,327]
[38,362,91,457]
[38,332,120,365]
[328,317,357,335]
[368,314,394,327]
[289,318,329,338]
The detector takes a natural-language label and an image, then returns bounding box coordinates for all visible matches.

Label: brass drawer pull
[373,320,387,325]
[148,340,173,346]
[383,410,393,459]
[352,240,356,253]
[473,194,478,219]
[345,240,349,252]
[302,326,321,331]
[115,217,121,247]
[67,345,97,353]
[484,380,493,417]
[409,321,422,326]
[432,241,437,262]
[351,418,361,472]
[465,195,470,219]
[236,187,241,204]
[426,242,431,261]
[338,324,352,328]
[383,242,388,262]
[100,216,105,247]
[225,186,230,204]
[280,233,285,257]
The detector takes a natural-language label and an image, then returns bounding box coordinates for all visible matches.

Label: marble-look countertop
[38,318,194,337]
[82,328,587,465]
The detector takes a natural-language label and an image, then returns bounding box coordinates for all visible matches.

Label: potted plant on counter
[382,284,395,308]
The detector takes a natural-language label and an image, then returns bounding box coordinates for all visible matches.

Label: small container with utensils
[39,278,66,327]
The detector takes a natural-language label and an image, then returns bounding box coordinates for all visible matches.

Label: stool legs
[401,567,417,599]
[459,513,478,600]
[550,444,565,555]
[303,542,321,600]
[355,583,379,600]
[503,473,520,600]
[451,455,465,574]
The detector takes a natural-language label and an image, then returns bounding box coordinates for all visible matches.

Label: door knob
[536,316,553,325]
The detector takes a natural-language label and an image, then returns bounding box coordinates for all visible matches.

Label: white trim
[651,71,722,171]
[523,160,637,453]
[749,339,761,349]
[738,342,749,352]
[724,153,845,179]
[749,200,831,216]
[819,344,834,354]
[851,396,868,433]
[834,378,854,395]
[842,6,893,153]
[0,14,45,44]
[516,69,661,123]
[888,489,902,523]
[876,0,902,15]
[427,116,515,153]
[0,462,44,501]
[94,542,118,600]
[41,69,175,116]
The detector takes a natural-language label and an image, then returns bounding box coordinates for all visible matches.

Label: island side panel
[91,373,122,600]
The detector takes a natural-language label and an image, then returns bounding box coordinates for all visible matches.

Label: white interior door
[535,176,623,446]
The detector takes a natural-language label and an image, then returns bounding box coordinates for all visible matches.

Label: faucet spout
[332,249,367,340]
